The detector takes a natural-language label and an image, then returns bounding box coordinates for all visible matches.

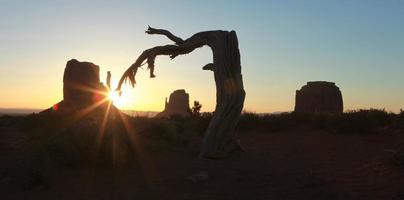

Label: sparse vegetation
[1,108,404,191]
[191,101,202,117]
[20,109,403,166]
[237,109,401,134]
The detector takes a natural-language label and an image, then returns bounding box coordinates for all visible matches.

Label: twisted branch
[145,26,184,44]
[116,26,205,92]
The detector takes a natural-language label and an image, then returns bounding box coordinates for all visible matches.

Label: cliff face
[295,81,343,113]
[49,59,109,114]
[63,59,107,105]
[156,89,190,118]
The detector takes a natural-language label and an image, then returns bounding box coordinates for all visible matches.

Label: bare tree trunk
[116,27,245,159]
[199,31,245,158]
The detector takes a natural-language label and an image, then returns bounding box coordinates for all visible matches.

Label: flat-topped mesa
[295,81,343,113]
[63,59,107,105]
[156,89,191,118]
[49,59,110,114]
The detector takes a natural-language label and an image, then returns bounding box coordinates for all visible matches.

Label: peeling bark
[117,27,245,159]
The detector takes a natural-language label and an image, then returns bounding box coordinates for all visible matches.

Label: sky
[0,0,403,113]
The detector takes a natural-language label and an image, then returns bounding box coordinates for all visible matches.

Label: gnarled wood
[117,27,246,159]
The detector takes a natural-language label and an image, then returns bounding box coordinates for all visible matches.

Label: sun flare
[108,91,120,102]
[107,91,129,108]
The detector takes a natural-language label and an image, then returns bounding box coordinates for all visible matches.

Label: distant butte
[63,59,108,106]
[42,59,111,114]
[295,81,343,113]
[156,89,191,118]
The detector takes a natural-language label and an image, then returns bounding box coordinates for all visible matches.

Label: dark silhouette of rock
[43,59,110,114]
[63,59,107,105]
[106,71,112,89]
[295,81,343,113]
[156,89,190,118]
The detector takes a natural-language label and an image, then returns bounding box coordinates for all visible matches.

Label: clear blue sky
[1,0,403,112]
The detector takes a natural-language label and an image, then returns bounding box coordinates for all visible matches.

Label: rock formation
[50,59,109,113]
[295,81,343,113]
[156,89,191,118]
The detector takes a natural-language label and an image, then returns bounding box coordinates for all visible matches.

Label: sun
[108,91,120,102]
[107,91,129,108]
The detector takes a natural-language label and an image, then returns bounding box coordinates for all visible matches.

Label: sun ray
[117,111,162,190]
[54,95,110,134]
[95,100,112,152]
[70,97,109,121]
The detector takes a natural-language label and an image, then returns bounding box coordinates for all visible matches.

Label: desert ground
[1,110,404,200]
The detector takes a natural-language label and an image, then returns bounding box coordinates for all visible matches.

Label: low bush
[396,109,404,130]
[331,109,393,134]
[237,109,400,134]
[237,111,261,131]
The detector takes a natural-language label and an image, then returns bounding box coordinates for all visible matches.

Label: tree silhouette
[191,101,202,117]
[117,26,245,159]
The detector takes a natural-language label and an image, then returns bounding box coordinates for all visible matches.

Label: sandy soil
[1,128,404,200]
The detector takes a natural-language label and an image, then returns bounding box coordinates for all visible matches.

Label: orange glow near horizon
[107,90,132,108]
[108,91,120,104]
[2,2,404,114]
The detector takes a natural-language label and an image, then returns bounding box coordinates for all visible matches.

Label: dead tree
[116,26,246,159]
